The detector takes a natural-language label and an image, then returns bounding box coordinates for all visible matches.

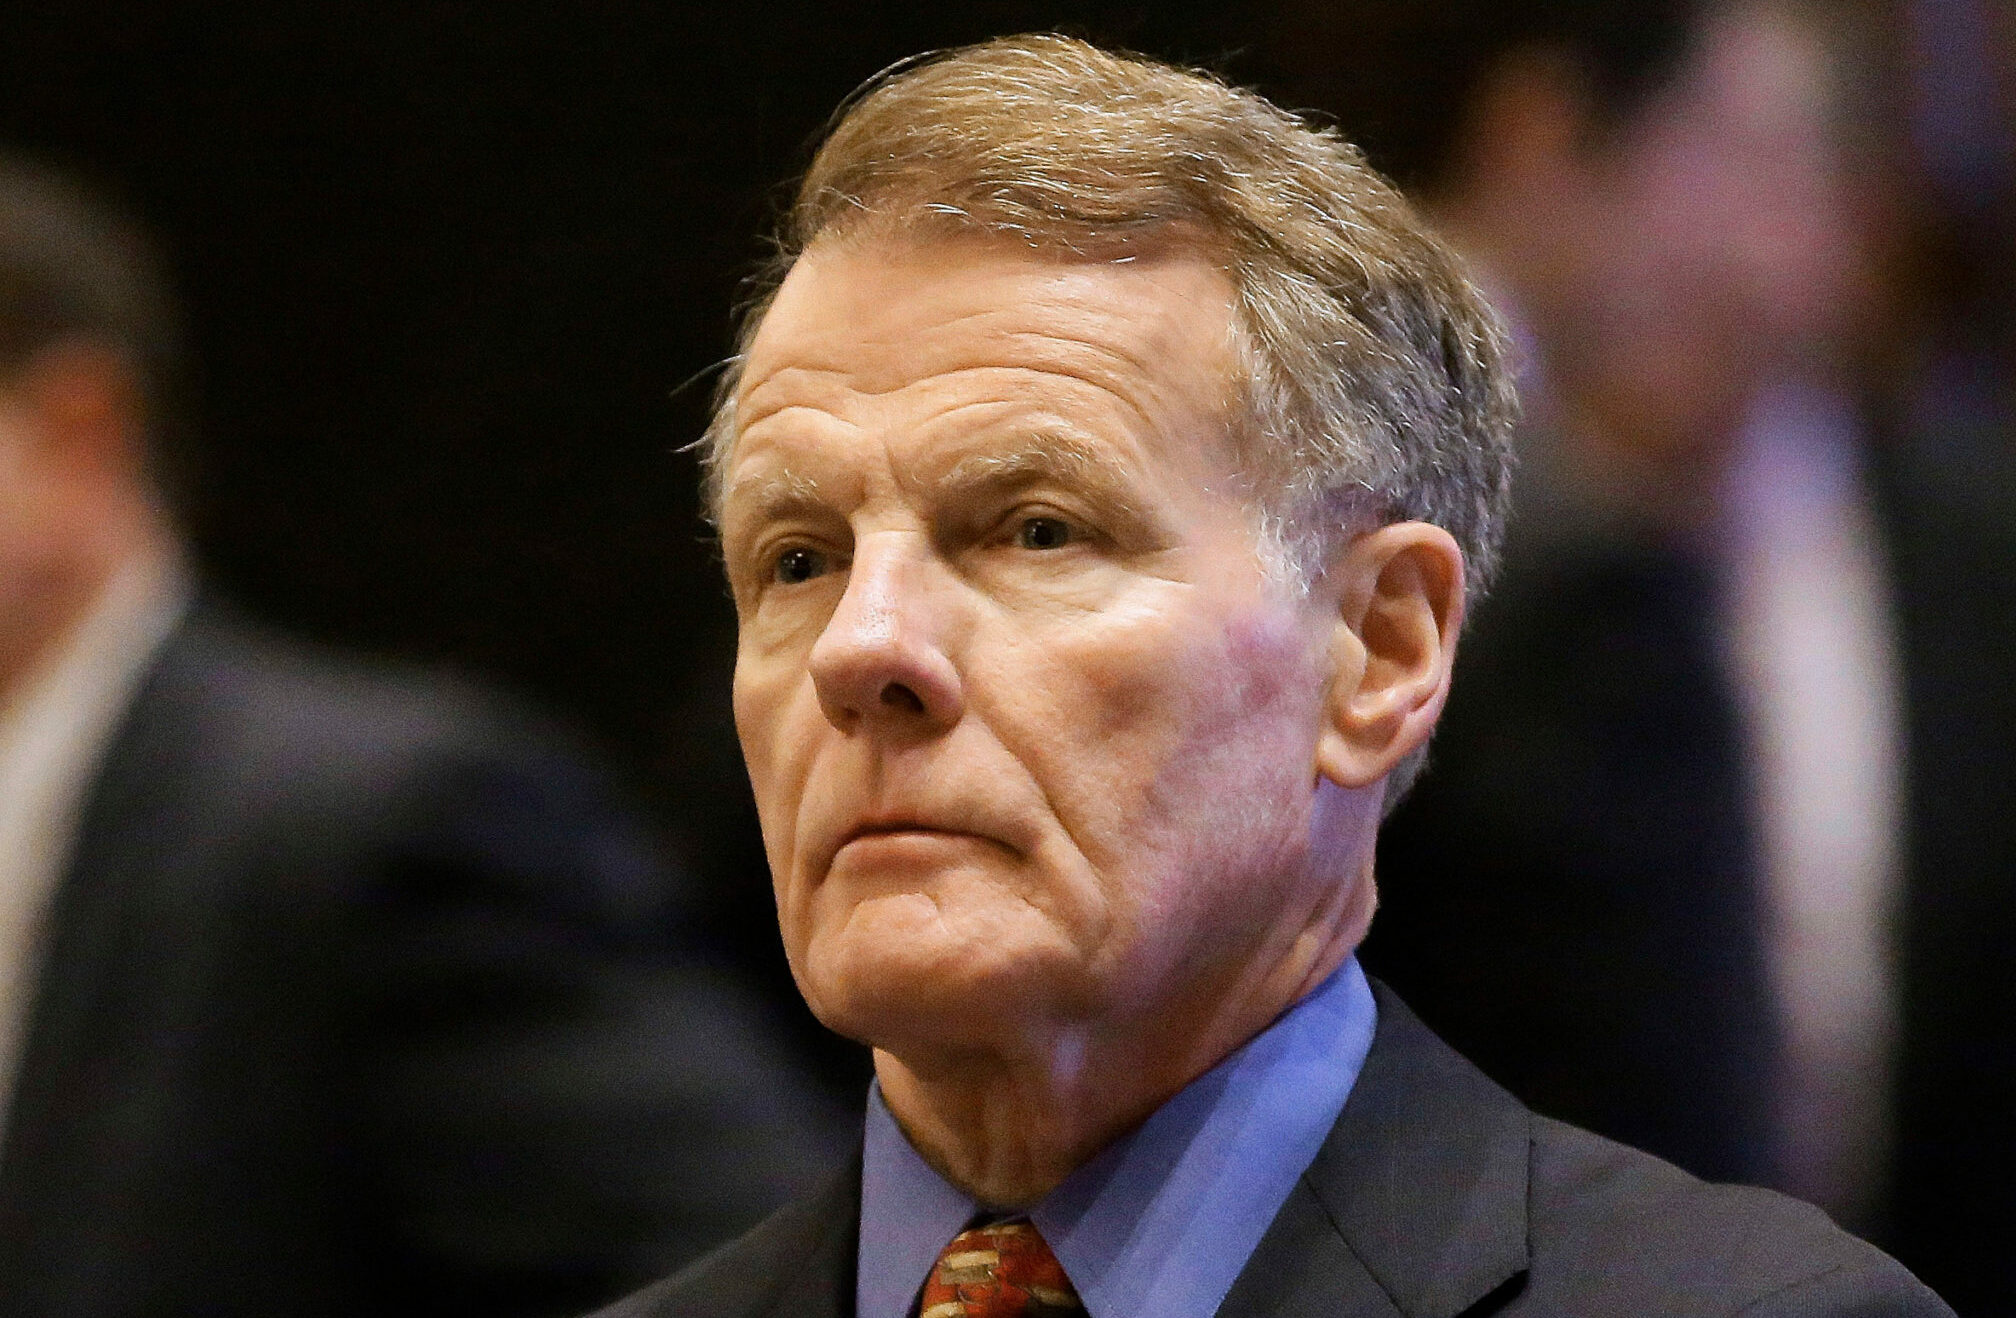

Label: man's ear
[1314,521,1466,790]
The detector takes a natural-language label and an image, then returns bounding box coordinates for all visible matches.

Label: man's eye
[1015,517,1074,551]
[772,546,829,584]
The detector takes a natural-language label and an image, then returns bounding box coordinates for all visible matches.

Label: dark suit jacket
[595,984,1948,1318]
[1366,412,2016,1312]
[0,601,848,1318]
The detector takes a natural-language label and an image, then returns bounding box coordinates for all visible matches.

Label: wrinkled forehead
[722,231,1248,489]
[712,222,1252,474]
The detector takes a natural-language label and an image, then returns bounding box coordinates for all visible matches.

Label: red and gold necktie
[919,1220,1084,1318]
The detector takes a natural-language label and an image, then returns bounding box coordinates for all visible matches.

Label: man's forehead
[722,235,1245,516]
[722,424,1150,518]
[737,235,1240,408]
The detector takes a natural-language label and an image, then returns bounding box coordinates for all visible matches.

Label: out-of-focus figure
[1259,0,2016,1307]
[0,151,846,1317]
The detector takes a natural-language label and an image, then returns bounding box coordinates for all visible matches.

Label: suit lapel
[644,1150,861,1318]
[761,1161,857,1318]
[1215,1177,1400,1318]
[0,609,237,1303]
[1866,412,2016,1291]
[1220,982,1530,1318]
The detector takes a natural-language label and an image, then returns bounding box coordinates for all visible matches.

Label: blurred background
[0,0,1263,1103]
[1,0,2010,1311]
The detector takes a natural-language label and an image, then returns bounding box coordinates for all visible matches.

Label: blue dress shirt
[857,956,1378,1318]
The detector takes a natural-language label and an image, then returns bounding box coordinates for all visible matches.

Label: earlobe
[1313,522,1466,791]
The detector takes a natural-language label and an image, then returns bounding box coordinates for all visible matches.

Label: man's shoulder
[84,595,677,919]
[119,598,632,830]
[139,599,563,779]
[1305,984,1951,1316]
[589,1155,861,1318]
[1522,1114,1942,1313]
[589,988,1950,1318]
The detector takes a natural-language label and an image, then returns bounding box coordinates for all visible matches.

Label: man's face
[1557,0,1861,451]
[721,235,1343,1062]
[0,373,81,691]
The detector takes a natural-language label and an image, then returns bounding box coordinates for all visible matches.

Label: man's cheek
[1042,621,1202,738]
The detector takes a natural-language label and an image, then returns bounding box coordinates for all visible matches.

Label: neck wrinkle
[872,857,1372,1208]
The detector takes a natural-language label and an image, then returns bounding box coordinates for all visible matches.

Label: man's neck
[1,508,178,715]
[872,863,1372,1207]
[0,575,100,715]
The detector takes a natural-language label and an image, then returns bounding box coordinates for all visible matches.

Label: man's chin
[798,932,1088,1064]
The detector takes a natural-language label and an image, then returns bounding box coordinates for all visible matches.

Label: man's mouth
[839,820,956,848]
[823,815,1018,878]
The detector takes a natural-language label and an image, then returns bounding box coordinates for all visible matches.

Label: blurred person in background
[1258,0,2016,1309]
[0,150,846,1317]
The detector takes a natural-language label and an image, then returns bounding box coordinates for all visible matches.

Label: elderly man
[603,35,1948,1318]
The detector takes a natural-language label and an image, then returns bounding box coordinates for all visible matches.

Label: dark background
[0,0,1278,1086]
[4,0,2006,1105]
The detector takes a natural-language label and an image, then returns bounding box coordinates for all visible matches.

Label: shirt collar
[0,549,190,1122]
[0,547,191,863]
[858,955,1377,1318]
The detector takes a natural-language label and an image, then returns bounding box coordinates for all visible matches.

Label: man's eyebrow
[932,432,1141,515]
[720,433,1147,528]
[721,468,825,523]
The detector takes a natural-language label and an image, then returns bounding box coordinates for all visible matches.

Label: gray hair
[704,34,1521,797]
[703,34,1516,601]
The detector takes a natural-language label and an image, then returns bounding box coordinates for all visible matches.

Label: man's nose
[806,534,963,734]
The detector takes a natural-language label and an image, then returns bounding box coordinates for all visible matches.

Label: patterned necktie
[919,1220,1084,1318]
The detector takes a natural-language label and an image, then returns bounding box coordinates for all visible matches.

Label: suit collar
[753,1158,858,1318]
[0,600,280,1205]
[859,960,1379,1318]
[657,1150,859,1318]
[1225,981,1530,1318]
[0,601,214,1292]
[657,987,1531,1318]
